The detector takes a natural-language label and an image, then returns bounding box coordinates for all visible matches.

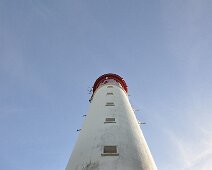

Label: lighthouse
[66,73,157,170]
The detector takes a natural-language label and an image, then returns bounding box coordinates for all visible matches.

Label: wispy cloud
[29,0,52,20]
[166,125,212,170]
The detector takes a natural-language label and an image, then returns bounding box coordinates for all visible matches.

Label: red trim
[93,73,128,94]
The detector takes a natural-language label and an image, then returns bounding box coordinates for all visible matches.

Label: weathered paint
[66,75,157,170]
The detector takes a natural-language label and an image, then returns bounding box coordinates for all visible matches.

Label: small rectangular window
[107,92,113,95]
[107,86,113,88]
[104,118,116,123]
[105,102,115,106]
[101,146,119,156]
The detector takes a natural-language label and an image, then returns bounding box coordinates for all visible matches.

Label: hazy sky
[1,0,212,170]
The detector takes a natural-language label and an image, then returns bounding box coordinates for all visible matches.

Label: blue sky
[1,0,212,169]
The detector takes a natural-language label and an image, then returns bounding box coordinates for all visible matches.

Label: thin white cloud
[29,0,52,20]
[166,125,212,170]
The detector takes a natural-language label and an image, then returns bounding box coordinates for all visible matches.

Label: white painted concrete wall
[66,84,157,170]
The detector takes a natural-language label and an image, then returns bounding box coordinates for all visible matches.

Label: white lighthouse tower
[66,73,157,170]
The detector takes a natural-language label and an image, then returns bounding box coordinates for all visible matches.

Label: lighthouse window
[105,118,116,123]
[107,86,113,88]
[106,92,113,95]
[105,102,115,106]
[101,146,119,156]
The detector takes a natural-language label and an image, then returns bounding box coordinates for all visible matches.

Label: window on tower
[104,118,116,123]
[106,92,113,95]
[107,86,113,88]
[105,102,115,106]
[101,146,119,156]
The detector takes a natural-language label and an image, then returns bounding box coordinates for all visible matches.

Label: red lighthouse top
[92,73,128,94]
